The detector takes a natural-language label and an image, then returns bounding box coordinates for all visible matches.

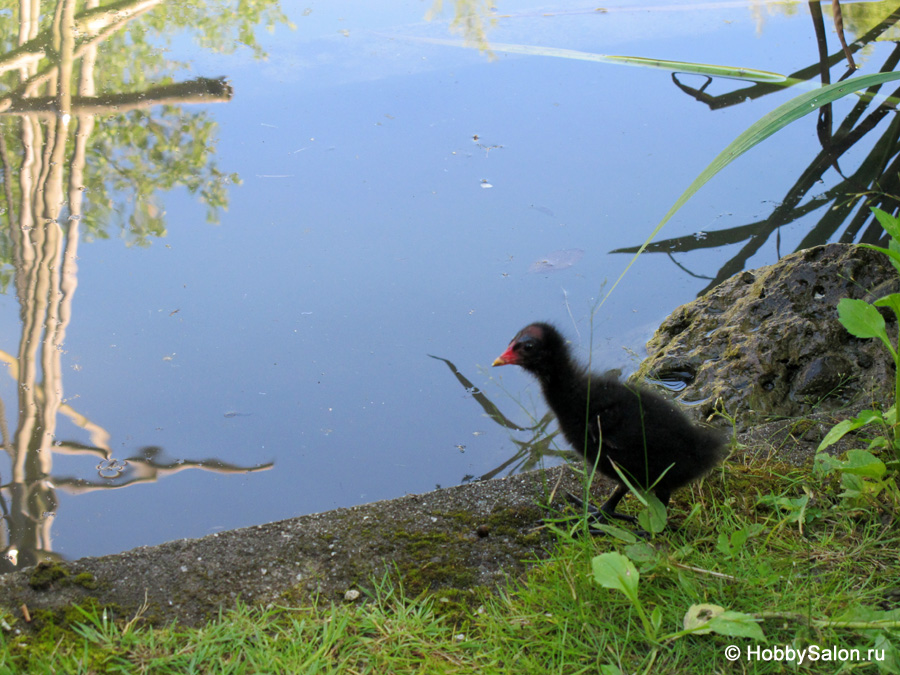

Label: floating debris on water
[528,248,584,273]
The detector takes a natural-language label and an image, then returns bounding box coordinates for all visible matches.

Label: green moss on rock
[72,572,98,590]
[28,561,70,590]
[27,563,100,592]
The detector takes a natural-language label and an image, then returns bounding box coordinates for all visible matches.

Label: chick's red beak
[492,343,517,367]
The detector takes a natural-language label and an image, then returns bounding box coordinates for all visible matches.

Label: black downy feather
[493,322,726,521]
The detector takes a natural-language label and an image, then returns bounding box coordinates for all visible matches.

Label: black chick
[492,322,726,522]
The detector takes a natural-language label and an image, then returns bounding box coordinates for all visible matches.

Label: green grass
[1,454,898,674]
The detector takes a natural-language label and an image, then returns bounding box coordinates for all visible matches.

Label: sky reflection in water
[0,0,897,563]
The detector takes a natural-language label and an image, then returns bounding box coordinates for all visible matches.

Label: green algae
[27,562,98,592]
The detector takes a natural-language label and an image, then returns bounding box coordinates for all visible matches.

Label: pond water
[0,0,899,565]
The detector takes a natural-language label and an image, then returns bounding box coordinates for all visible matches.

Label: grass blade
[400,36,787,82]
[600,71,900,307]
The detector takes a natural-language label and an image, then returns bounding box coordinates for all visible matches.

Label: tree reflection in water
[0,0,288,570]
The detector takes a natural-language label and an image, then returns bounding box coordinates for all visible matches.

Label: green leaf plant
[586,72,900,663]
[807,208,900,515]
[817,208,900,467]
[621,72,900,517]
[591,552,766,648]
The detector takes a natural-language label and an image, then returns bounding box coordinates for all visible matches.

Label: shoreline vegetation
[0,403,897,673]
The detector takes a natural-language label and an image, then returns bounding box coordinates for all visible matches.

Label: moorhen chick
[493,322,726,524]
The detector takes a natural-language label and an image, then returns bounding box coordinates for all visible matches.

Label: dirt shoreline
[0,464,585,628]
[3,242,877,631]
[0,410,836,631]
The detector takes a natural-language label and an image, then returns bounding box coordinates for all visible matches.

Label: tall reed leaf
[404,37,787,82]
[601,71,900,306]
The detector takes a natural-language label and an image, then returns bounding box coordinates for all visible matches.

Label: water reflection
[1,0,898,564]
[429,355,572,481]
[426,0,495,55]
[612,3,900,295]
[432,1,900,287]
[0,0,282,569]
[425,0,900,494]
